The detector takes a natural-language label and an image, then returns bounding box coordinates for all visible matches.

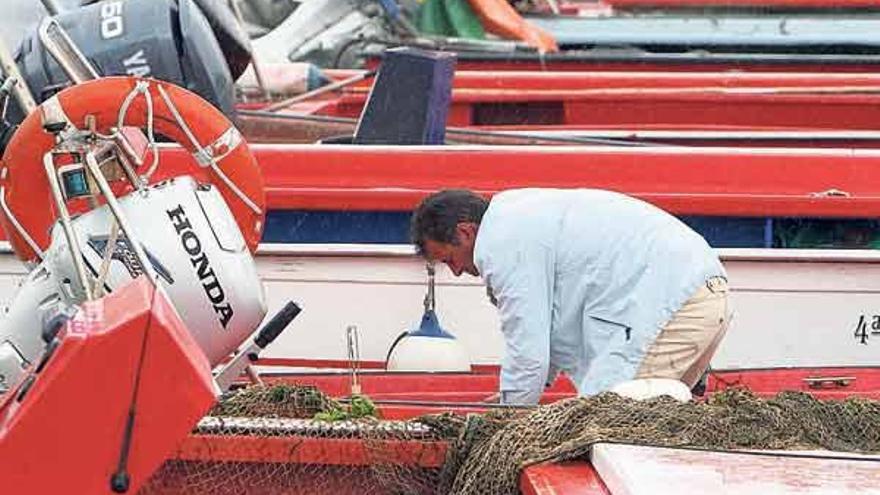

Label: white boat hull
[0,244,877,371]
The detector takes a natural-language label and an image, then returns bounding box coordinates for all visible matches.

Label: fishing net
[139,384,446,495]
[434,388,880,495]
[140,384,880,495]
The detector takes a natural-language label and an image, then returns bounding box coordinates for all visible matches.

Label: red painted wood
[250,369,577,418]
[0,278,216,495]
[148,466,378,495]
[259,370,576,398]
[256,357,501,374]
[378,404,496,419]
[295,71,880,129]
[521,461,611,495]
[708,367,880,400]
[367,391,575,402]
[257,357,389,370]
[155,435,445,495]
[158,144,880,218]
[263,372,500,397]
[364,56,880,73]
[175,434,447,467]
[329,70,880,92]
[437,60,880,74]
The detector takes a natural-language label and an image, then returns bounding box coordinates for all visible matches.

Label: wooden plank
[175,433,447,467]
[162,144,880,218]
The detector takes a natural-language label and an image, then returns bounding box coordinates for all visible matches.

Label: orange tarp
[468,0,559,53]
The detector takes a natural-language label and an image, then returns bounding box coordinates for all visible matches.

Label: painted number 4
[853,314,880,344]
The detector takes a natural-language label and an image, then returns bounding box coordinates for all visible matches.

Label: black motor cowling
[11,0,249,123]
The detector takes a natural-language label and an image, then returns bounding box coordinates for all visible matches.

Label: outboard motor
[0,76,268,392]
[0,177,267,392]
[0,76,292,494]
[11,0,247,122]
[251,0,406,68]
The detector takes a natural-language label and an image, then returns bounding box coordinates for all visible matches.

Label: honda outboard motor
[0,75,270,395]
[0,177,267,393]
[12,0,244,122]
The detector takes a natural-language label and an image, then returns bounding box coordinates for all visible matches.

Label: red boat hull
[0,278,216,494]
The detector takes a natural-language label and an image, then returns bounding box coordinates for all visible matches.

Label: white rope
[93,218,119,298]
[156,84,262,215]
[113,80,160,180]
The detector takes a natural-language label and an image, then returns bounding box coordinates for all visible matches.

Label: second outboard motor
[12,0,243,121]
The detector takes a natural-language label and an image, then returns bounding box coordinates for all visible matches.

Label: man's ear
[456,222,478,243]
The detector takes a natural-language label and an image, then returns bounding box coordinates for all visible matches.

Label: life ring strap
[155,84,262,216]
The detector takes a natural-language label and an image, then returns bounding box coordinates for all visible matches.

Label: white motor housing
[0,176,266,392]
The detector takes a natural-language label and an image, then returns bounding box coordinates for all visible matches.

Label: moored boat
[1,3,879,494]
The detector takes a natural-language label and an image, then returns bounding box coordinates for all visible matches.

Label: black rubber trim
[15,374,36,402]
[35,338,61,374]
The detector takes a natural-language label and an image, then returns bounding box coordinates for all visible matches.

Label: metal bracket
[38,18,100,84]
[802,376,856,389]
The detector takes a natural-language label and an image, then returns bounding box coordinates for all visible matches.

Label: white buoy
[610,378,693,402]
[385,310,472,372]
[386,262,471,372]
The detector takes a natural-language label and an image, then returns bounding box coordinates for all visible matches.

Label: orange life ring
[0,76,265,263]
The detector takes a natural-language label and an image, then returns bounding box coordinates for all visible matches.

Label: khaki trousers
[635,276,731,388]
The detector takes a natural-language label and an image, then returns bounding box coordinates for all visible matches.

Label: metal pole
[424,262,435,313]
[83,151,159,286]
[237,108,658,146]
[38,18,100,84]
[0,36,36,115]
[346,325,361,395]
[340,397,536,410]
[40,0,62,15]
[44,153,94,301]
[226,0,271,99]
[262,70,377,112]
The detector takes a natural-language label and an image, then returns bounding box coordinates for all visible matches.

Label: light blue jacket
[473,189,726,404]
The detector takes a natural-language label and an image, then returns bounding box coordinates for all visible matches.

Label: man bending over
[410,188,730,404]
